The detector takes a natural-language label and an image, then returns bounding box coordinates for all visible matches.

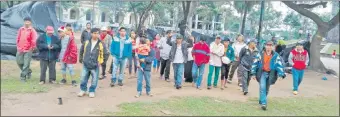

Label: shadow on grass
[1,60,81,93]
[91,96,339,116]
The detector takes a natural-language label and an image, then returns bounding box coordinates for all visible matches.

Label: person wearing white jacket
[207,36,225,90]
[157,30,173,81]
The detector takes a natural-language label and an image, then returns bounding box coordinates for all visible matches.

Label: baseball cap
[176,34,183,39]
[45,26,54,34]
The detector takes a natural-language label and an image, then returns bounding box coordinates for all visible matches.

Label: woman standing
[152,34,161,72]
[184,36,195,83]
[220,38,235,90]
[128,30,139,76]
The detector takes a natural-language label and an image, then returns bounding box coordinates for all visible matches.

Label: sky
[271,1,333,16]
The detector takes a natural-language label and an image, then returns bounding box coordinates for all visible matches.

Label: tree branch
[297,2,327,9]
[328,11,339,30]
[282,1,327,28]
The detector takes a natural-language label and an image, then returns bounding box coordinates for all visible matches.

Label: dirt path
[1,66,339,116]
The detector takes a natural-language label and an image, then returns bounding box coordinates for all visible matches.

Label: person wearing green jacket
[220,38,235,90]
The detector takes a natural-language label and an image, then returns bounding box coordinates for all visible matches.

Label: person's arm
[145,49,155,64]
[238,48,245,61]
[230,47,235,61]
[98,43,105,65]
[80,31,85,44]
[79,41,85,63]
[36,35,49,51]
[251,53,261,75]
[288,52,294,66]
[216,45,225,57]
[16,28,21,45]
[186,39,193,48]
[30,29,38,50]
[305,52,309,66]
[275,55,285,78]
[51,36,61,51]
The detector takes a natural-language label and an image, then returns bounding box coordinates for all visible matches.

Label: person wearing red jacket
[288,41,309,95]
[16,17,38,82]
[191,37,210,89]
[58,27,78,86]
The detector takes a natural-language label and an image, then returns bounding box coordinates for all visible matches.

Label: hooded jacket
[62,36,78,64]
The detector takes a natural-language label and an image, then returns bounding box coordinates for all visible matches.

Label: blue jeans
[292,68,304,91]
[192,63,205,88]
[60,62,74,76]
[259,72,270,105]
[111,57,127,84]
[173,63,184,87]
[80,65,99,92]
[137,69,151,94]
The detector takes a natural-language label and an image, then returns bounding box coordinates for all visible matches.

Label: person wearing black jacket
[80,22,92,44]
[36,26,61,84]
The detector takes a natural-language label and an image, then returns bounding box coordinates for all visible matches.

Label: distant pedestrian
[80,22,92,45]
[16,17,37,82]
[128,30,139,75]
[152,34,161,72]
[289,41,309,95]
[98,27,111,80]
[332,50,336,58]
[36,26,61,84]
[158,30,173,81]
[184,36,195,83]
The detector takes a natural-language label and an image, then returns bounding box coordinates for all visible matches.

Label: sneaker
[99,75,106,80]
[197,86,202,90]
[118,82,123,86]
[224,85,228,88]
[243,92,248,95]
[227,79,232,84]
[221,87,224,90]
[39,81,45,85]
[261,105,267,110]
[88,92,95,98]
[207,86,211,90]
[71,80,77,86]
[166,79,170,82]
[59,79,67,84]
[110,82,115,87]
[78,91,86,97]
[26,72,32,79]
[49,80,56,84]
[293,91,298,95]
[135,92,141,98]
[146,92,153,97]
[176,86,182,89]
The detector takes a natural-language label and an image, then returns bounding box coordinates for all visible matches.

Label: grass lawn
[1,60,82,93]
[91,96,339,116]
[326,44,339,55]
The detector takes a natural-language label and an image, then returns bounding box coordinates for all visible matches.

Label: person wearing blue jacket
[220,38,235,90]
[110,27,133,87]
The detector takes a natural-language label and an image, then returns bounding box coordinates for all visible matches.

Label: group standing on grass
[16,16,313,111]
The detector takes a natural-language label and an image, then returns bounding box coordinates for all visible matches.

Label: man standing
[36,26,61,84]
[228,34,246,85]
[251,41,286,110]
[80,22,92,44]
[238,39,258,95]
[288,41,309,95]
[158,30,173,82]
[110,27,133,87]
[78,28,106,98]
[16,17,38,82]
[167,34,192,89]
[191,37,210,89]
[207,36,225,89]
[99,27,112,80]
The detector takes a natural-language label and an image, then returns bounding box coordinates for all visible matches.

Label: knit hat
[58,26,66,32]
[46,26,54,34]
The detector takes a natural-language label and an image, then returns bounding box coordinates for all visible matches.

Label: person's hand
[139,59,145,63]
[251,76,256,80]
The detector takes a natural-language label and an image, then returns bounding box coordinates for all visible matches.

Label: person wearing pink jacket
[16,17,38,82]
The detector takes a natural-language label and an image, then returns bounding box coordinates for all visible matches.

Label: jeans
[173,63,184,87]
[259,72,271,105]
[40,60,56,82]
[111,57,127,84]
[60,62,74,76]
[292,68,304,91]
[128,53,137,74]
[160,58,171,79]
[80,65,99,92]
[192,63,205,88]
[16,51,33,80]
[137,69,151,93]
[207,65,221,87]
[153,59,160,69]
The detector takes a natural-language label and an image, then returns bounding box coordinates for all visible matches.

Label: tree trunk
[309,27,328,72]
[179,1,191,37]
[240,2,248,35]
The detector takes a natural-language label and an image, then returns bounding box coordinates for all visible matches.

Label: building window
[70,9,76,20]
[86,10,91,21]
[197,22,203,29]
[101,12,106,22]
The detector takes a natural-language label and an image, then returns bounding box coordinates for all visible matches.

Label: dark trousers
[101,56,109,76]
[128,53,137,74]
[220,63,231,80]
[160,57,171,80]
[238,66,251,92]
[109,60,114,74]
[228,61,240,81]
[184,60,194,82]
[40,60,56,82]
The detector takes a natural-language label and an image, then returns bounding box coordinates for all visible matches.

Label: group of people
[15,17,310,111]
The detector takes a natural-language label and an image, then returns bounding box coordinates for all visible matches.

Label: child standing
[135,39,154,98]
[136,36,151,69]
[58,27,78,86]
